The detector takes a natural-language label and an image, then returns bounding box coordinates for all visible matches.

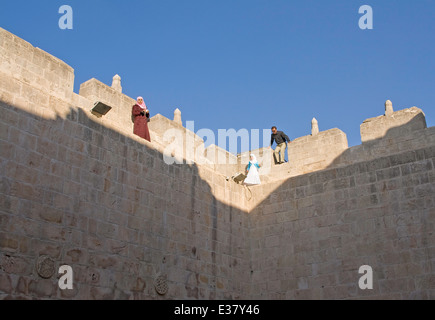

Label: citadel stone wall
[249,144,435,299]
[1,27,434,300]
[0,27,250,299]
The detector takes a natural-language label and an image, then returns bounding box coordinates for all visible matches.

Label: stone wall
[237,127,348,184]
[288,128,349,174]
[0,102,252,299]
[78,78,136,134]
[0,28,74,103]
[1,26,435,300]
[249,145,435,299]
[360,101,427,142]
[0,27,250,299]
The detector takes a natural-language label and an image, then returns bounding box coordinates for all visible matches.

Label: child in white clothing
[244,154,261,186]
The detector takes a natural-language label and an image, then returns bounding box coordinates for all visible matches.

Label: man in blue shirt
[270,126,291,164]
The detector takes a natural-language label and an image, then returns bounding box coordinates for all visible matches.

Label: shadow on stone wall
[329,112,430,169]
[1,97,434,300]
[0,99,250,300]
[248,114,435,299]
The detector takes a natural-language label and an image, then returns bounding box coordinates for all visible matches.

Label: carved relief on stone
[36,255,56,279]
[154,274,168,295]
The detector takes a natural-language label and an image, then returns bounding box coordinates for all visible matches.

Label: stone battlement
[0,27,431,183]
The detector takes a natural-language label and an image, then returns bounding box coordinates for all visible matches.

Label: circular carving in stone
[36,255,55,279]
[1,255,15,273]
[154,274,168,295]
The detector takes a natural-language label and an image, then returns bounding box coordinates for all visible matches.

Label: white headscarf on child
[250,154,258,164]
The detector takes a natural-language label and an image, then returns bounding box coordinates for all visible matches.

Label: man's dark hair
[271,126,277,130]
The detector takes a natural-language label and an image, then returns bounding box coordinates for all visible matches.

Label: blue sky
[1,0,434,152]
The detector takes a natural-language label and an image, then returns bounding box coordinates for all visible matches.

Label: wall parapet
[0,27,74,102]
[78,77,136,132]
[361,103,426,142]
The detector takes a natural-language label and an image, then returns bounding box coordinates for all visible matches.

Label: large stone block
[361,107,427,142]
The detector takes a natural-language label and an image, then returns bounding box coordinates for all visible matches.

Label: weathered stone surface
[361,104,427,142]
[1,26,435,300]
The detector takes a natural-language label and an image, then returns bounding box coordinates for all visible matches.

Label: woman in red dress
[132,96,151,142]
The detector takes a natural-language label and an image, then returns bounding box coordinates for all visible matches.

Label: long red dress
[132,104,151,142]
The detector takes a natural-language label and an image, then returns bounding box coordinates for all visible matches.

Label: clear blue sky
[1,0,434,152]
